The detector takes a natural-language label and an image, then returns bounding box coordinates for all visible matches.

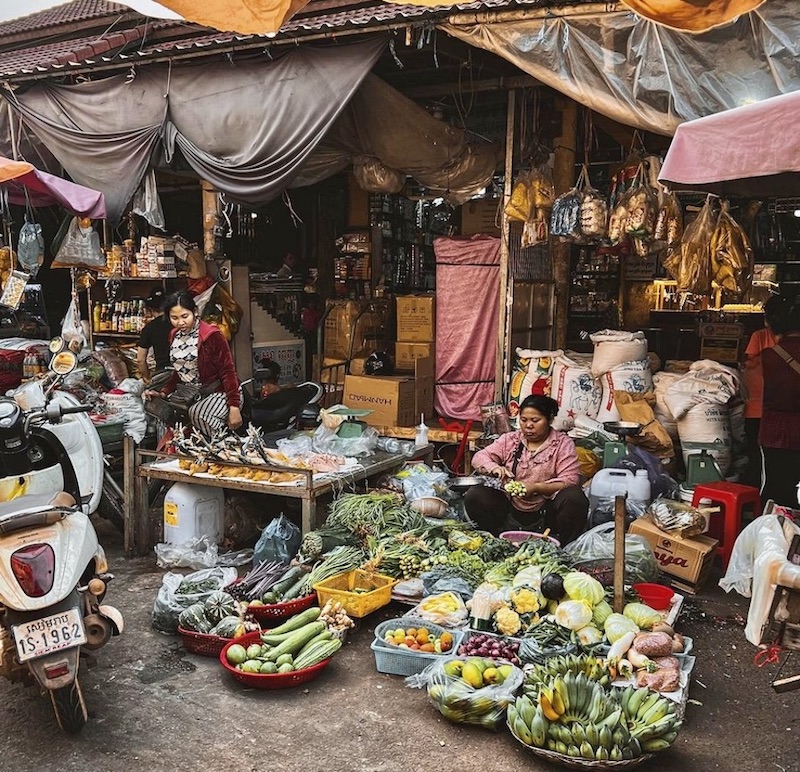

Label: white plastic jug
[163,483,225,545]
[590,468,634,499]
[629,469,652,504]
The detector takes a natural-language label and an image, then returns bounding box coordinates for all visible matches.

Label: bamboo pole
[613,495,626,614]
[201,179,218,259]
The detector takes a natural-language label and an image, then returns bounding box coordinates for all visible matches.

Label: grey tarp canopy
[442,0,800,137]
[1,37,498,224]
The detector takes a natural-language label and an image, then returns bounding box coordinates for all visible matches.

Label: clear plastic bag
[406,654,524,730]
[410,592,469,628]
[253,513,301,564]
[52,217,105,269]
[566,522,659,583]
[154,536,253,570]
[311,423,379,457]
[151,566,238,634]
[17,219,44,277]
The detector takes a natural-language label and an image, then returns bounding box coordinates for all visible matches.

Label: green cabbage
[623,602,663,630]
[513,565,542,590]
[591,599,613,628]
[577,625,604,647]
[563,571,605,607]
[604,613,639,643]
[555,600,593,631]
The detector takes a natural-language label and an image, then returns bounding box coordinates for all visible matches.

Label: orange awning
[620,0,766,32]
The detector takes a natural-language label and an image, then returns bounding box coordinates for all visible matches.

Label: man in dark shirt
[136,290,172,388]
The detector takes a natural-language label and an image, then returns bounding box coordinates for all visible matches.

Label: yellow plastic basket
[313,569,397,618]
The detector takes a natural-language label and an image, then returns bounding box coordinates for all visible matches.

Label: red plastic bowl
[219,631,332,690]
[632,583,674,611]
[245,593,317,627]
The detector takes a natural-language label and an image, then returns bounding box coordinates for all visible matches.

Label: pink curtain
[434,235,501,420]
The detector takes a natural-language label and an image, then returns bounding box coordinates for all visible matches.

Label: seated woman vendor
[465,394,588,546]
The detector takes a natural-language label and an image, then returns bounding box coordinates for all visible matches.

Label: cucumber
[270,566,306,597]
[266,622,326,661]
[294,638,342,670]
[263,607,320,636]
[281,575,311,601]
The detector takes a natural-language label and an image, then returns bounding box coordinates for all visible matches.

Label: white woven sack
[550,355,602,431]
[590,329,648,377]
[508,348,563,415]
[677,402,732,477]
[652,371,682,441]
[595,359,654,423]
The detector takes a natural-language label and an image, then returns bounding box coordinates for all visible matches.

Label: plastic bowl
[219,631,332,689]
[500,531,561,548]
[632,582,675,611]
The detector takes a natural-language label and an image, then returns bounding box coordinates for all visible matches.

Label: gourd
[178,603,211,633]
[204,591,237,626]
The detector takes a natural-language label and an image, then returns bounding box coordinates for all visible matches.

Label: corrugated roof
[0,0,557,79]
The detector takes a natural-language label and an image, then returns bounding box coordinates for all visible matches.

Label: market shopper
[465,394,588,545]
[145,290,242,437]
[136,289,172,389]
[759,295,800,508]
[742,297,779,487]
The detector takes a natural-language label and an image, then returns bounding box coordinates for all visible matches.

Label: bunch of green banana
[617,684,683,752]
[523,653,613,697]
[509,676,683,760]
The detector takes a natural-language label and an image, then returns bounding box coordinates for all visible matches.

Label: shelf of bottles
[333,230,372,299]
[92,298,148,337]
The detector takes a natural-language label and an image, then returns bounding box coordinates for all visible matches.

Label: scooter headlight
[0,400,25,452]
[10,544,55,597]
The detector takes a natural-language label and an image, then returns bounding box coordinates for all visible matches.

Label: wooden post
[201,179,218,259]
[496,89,516,400]
[552,98,578,349]
[123,435,136,557]
[613,495,626,613]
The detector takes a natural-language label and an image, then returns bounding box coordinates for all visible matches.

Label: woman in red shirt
[466,394,588,545]
[759,295,800,507]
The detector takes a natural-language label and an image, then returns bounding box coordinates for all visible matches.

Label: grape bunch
[505,480,527,497]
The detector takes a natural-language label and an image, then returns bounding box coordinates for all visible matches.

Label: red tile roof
[0,0,128,37]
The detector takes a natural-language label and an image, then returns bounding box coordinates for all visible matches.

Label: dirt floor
[0,517,798,772]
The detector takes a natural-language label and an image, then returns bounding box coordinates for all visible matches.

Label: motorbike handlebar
[59,405,92,415]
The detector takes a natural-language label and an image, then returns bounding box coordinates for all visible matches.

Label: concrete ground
[0,517,798,772]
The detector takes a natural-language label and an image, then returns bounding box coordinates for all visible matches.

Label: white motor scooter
[0,346,123,733]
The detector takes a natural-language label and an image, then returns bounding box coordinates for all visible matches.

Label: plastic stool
[691,482,761,569]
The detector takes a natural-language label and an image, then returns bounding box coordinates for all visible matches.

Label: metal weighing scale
[324,406,372,439]
[601,421,643,467]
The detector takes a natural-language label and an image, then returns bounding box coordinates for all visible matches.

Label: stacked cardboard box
[395,295,435,373]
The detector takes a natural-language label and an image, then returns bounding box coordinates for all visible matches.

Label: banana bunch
[523,653,613,697]
[508,674,682,760]
[617,684,683,753]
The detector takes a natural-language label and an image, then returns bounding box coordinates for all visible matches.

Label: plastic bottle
[629,469,652,505]
[414,415,428,448]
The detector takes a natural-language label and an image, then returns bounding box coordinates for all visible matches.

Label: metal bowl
[603,421,643,439]
[449,476,486,494]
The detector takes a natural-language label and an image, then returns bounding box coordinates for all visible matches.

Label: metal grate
[508,221,553,282]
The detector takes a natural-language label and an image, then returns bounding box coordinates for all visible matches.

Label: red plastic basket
[219,631,332,689]
[245,593,317,626]
[178,627,229,658]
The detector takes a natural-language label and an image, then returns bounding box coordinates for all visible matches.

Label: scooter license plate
[12,608,86,662]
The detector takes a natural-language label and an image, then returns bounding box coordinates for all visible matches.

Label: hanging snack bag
[664,196,718,295]
[52,217,106,270]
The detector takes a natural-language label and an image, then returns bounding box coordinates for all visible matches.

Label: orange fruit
[416,629,430,644]
[440,632,453,646]
[410,643,420,650]
[419,643,435,653]
[404,636,417,647]
[406,628,417,637]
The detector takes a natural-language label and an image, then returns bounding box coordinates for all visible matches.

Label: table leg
[301,497,314,535]
[123,436,135,557]
[135,461,151,557]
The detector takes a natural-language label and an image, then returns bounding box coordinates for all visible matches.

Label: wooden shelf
[92,332,140,339]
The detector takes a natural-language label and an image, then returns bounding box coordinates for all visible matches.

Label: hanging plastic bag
[664,196,718,294]
[253,514,301,564]
[17,219,44,277]
[579,169,608,240]
[653,192,683,251]
[711,201,752,295]
[52,217,105,270]
[550,186,583,239]
[406,654,524,730]
[519,166,554,248]
[151,566,238,634]
[132,169,166,231]
[60,293,87,353]
[198,282,243,341]
[566,522,659,584]
[353,155,405,194]
[0,269,29,310]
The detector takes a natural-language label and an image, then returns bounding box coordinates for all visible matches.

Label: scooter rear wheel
[50,679,88,734]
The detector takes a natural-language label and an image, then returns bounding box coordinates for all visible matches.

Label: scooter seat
[0,492,76,535]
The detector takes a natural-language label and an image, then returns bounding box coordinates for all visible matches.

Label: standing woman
[146,290,242,437]
[759,295,800,507]
[136,289,172,390]
[465,394,588,545]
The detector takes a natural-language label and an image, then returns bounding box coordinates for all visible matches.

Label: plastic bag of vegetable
[152,567,237,634]
[253,514,301,565]
[406,655,524,730]
[412,592,468,628]
[566,522,659,584]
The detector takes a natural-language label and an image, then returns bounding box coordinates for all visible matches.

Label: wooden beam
[551,97,578,349]
[402,75,536,99]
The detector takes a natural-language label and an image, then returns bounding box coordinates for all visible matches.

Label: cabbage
[513,565,542,590]
[623,602,663,630]
[555,600,593,631]
[591,599,613,628]
[604,613,639,643]
[577,625,604,647]
[563,571,605,607]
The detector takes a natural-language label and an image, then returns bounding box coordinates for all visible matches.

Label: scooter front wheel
[50,679,88,734]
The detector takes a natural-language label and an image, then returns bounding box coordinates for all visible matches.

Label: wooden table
[125,444,430,556]
[375,425,482,472]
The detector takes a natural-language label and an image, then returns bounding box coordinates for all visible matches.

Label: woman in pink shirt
[466,394,588,545]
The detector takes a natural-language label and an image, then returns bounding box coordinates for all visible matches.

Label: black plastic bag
[253,514,301,564]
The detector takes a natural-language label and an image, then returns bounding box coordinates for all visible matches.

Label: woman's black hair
[162,290,197,315]
[519,394,559,421]
[766,294,800,335]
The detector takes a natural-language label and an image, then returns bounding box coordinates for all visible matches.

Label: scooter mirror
[48,336,65,354]
[50,350,78,376]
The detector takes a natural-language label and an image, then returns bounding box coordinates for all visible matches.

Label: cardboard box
[395,341,434,371]
[629,516,719,592]
[344,357,433,427]
[396,295,435,342]
[461,198,501,236]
